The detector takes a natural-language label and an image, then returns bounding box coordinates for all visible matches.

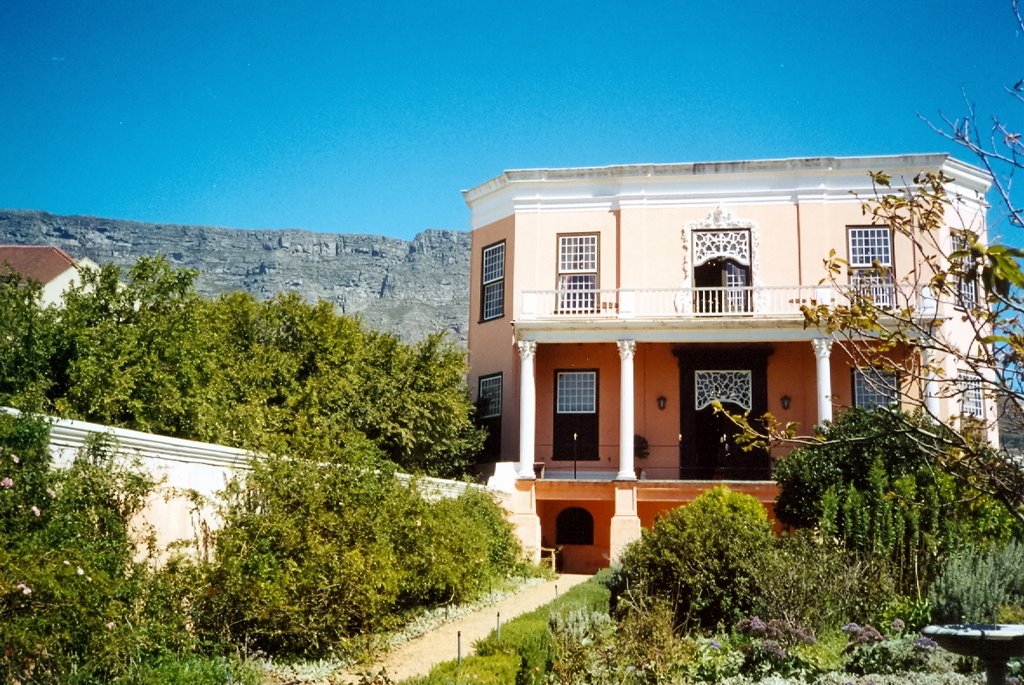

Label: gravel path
[343,573,592,683]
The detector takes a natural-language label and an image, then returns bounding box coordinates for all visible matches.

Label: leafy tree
[54,256,210,437]
[0,272,59,410]
[343,330,484,476]
[795,168,1024,522]
[1,254,483,477]
[197,291,484,476]
[195,291,366,453]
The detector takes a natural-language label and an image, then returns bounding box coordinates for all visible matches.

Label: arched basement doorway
[556,506,594,546]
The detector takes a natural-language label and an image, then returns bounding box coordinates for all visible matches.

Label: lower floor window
[476,373,502,458]
[958,372,985,418]
[852,367,899,409]
[557,371,597,413]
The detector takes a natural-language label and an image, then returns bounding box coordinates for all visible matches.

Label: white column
[617,340,637,481]
[517,340,537,479]
[812,338,834,424]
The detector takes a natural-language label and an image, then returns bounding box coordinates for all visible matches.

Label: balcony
[519,284,928,322]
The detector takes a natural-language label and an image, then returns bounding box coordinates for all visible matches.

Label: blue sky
[1,1,1021,240]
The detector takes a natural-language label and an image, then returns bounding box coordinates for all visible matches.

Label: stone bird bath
[921,624,1024,685]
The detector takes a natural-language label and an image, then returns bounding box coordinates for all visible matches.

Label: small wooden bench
[540,546,559,572]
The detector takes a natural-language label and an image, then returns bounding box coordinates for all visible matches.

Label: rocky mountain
[0,209,472,344]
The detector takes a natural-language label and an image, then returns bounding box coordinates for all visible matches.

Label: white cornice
[463,154,993,230]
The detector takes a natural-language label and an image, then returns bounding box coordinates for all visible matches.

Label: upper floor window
[557,234,598,313]
[958,371,985,419]
[952,231,979,310]
[848,227,895,308]
[481,241,505,321]
[852,367,899,410]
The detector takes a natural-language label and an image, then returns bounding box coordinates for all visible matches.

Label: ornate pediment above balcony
[687,205,754,232]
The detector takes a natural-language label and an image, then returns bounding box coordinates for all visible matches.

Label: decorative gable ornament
[694,370,753,411]
[693,230,751,267]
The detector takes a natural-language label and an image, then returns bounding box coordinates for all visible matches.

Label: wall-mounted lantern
[657,395,667,411]
[780,395,791,411]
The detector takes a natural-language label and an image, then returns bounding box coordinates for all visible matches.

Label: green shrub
[731,673,976,684]
[0,414,217,684]
[110,654,261,685]
[398,488,528,608]
[614,487,774,632]
[603,600,701,682]
[877,595,933,633]
[470,577,610,684]
[929,540,1024,623]
[752,532,894,633]
[199,443,527,660]
[840,622,954,676]
[547,607,616,683]
[773,408,1017,595]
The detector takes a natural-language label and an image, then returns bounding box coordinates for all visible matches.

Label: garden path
[342,573,591,683]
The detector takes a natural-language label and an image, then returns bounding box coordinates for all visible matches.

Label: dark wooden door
[676,347,771,480]
[552,370,599,461]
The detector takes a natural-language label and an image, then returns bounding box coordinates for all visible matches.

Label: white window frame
[557,234,598,313]
[952,231,979,310]
[481,241,505,321]
[556,371,597,414]
[958,372,985,419]
[848,227,895,308]
[477,373,502,419]
[852,367,899,410]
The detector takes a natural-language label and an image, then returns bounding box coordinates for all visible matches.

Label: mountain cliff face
[0,209,472,344]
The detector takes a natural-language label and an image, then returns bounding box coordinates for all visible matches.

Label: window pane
[559,235,597,272]
[952,233,978,309]
[958,373,984,418]
[849,228,892,267]
[557,371,596,413]
[483,243,504,283]
[478,374,502,418]
[851,271,896,308]
[557,274,597,313]
[483,281,504,320]
[853,368,899,409]
[481,242,504,321]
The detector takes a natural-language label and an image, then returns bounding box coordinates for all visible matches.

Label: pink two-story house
[463,154,993,573]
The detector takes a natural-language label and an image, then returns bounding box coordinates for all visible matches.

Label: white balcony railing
[519,285,927,321]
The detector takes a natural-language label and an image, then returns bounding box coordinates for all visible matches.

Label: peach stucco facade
[463,154,993,573]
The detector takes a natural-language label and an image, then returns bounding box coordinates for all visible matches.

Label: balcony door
[692,229,752,314]
[676,347,771,479]
[556,234,598,314]
[694,258,751,313]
